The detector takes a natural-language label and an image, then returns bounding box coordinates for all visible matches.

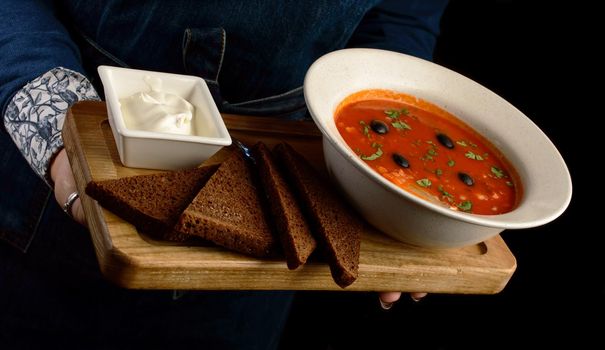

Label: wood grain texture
[62,101,516,293]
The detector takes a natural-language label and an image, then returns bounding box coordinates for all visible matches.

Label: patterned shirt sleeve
[3,67,100,186]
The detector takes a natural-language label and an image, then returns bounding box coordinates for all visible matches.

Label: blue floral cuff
[3,67,100,186]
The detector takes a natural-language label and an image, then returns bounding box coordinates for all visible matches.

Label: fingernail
[410,295,423,302]
[379,298,394,310]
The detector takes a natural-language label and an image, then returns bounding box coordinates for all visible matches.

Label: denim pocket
[182,27,226,83]
[182,27,308,120]
[182,27,226,105]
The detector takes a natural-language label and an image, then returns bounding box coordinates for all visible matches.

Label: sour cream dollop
[120,76,195,135]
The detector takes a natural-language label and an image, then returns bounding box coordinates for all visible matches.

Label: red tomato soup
[335,90,521,215]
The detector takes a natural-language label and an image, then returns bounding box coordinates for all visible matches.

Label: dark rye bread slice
[273,143,362,288]
[253,142,317,269]
[175,149,277,257]
[85,164,219,239]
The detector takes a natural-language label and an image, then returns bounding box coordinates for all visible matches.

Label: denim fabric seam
[215,28,226,82]
[221,102,309,120]
[0,90,18,134]
[205,79,220,89]
[228,86,304,107]
[22,188,52,253]
[75,27,130,68]
[181,29,193,73]
[182,28,226,82]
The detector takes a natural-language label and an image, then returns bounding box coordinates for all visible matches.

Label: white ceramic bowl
[304,48,572,248]
[98,66,231,170]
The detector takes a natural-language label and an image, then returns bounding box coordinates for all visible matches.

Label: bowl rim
[97,65,232,145]
[304,48,572,230]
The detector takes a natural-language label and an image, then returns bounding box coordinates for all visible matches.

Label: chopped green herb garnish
[465,151,484,161]
[416,178,432,188]
[360,143,383,160]
[470,142,478,148]
[400,108,410,115]
[491,166,505,178]
[438,185,453,198]
[384,110,400,119]
[447,159,455,167]
[421,147,438,162]
[360,147,383,161]
[506,181,514,187]
[457,201,473,212]
[435,168,443,177]
[359,121,370,137]
[391,121,412,130]
[456,140,468,147]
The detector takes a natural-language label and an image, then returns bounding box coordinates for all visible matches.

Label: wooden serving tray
[62,101,516,293]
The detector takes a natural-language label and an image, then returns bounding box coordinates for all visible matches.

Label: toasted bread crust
[175,150,277,257]
[273,143,362,287]
[85,165,218,239]
[253,142,317,269]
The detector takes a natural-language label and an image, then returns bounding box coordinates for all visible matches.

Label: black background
[280,1,600,348]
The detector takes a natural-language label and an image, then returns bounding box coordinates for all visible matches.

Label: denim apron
[2,0,379,249]
[69,0,377,114]
[0,1,378,346]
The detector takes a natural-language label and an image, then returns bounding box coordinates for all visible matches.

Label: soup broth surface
[335,89,521,215]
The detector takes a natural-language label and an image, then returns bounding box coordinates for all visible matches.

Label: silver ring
[63,191,79,218]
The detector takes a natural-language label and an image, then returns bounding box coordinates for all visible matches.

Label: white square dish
[97,65,231,170]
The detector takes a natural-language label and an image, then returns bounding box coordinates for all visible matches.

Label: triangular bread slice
[85,164,219,239]
[253,142,317,269]
[273,143,362,288]
[175,149,277,257]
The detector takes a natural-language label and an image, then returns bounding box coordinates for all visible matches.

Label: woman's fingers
[50,149,87,227]
[378,291,428,310]
[410,292,428,302]
[70,195,87,226]
[378,292,400,310]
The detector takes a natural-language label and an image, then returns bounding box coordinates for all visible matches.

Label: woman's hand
[378,292,428,310]
[50,149,86,226]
